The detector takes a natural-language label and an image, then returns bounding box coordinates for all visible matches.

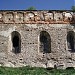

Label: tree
[71,6,75,11]
[26,6,36,10]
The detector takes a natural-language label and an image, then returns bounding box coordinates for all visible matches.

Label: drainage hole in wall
[58,17,60,20]
[9,18,11,20]
[20,59,23,60]
[2,43,4,44]
[50,17,51,20]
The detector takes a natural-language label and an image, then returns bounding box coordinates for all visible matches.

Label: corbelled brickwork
[0,10,75,69]
[0,10,75,24]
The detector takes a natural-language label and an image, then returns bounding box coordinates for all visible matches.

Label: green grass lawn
[0,66,75,75]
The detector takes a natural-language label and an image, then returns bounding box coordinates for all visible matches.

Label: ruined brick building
[0,10,75,69]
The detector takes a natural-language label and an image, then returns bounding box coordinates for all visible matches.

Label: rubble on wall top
[0,10,75,24]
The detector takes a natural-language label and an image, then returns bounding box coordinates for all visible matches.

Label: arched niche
[40,31,51,53]
[24,12,35,22]
[11,31,21,54]
[45,12,53,21]
[4,12,14,22]
[64,12,72,21]
[67,31,74,51]
[16,12,24,23]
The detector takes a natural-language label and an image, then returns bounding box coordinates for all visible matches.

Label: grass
[0,66,75,75]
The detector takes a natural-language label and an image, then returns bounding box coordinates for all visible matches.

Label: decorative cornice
[0,10,75,24]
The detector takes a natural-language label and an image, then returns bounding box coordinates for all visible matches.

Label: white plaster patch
[0,14,2,18]
[16,15,19,18]
[65,13,72,17]
[50,24,68,28]
[26,24,37,28]
[0,26,16,37]
[28,13,34,17]
[73,29,75,32]
[47,13,53,16]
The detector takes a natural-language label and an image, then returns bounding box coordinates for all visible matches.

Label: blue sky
[0,0,74,10]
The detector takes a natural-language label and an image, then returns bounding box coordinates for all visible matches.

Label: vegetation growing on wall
[72,6,75,11]
[26,6,36,10]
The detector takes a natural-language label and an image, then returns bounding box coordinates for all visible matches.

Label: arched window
[11,31,21,54]
[40,31,51,53]
[67,31,74,51]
